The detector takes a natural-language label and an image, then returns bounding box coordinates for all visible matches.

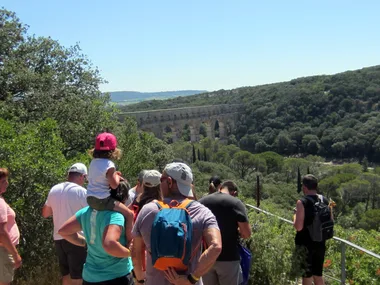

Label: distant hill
[107,90,207,105]
[120,65,380,162]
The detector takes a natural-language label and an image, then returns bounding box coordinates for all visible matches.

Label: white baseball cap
[164,162,193,197]
[68,163,88,175]
[143,170,161,187]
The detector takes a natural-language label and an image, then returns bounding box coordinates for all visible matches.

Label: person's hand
[13,254,22,269]
[164,268,192,285]
[115,171,124,179]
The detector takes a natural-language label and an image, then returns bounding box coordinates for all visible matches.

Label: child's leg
[113,201,134,244]
[90,196,134,244]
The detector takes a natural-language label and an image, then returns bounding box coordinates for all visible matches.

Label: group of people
[0,131,333,285]
[40,132,253,285]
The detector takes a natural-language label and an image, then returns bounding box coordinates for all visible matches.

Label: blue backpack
[150,199,194,271]
[239,243,252,285]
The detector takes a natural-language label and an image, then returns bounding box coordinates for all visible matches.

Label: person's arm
[41,204,53,218]
[235,200,251,239]
[0,223,22,268]
[106,167,121,189]
[102,224,131,258]
[131,236,146,281]
[192,227,222,278]
[164,227,222,285]
[293,200,305,231]
[58,215,86,247]
[238,222,252,239]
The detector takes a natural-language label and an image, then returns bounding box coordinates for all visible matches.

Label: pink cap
[95,132,117,151]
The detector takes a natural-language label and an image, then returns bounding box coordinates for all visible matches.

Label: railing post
[341,242,346,285]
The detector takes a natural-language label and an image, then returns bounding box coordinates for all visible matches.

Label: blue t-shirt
[76,207,133,282]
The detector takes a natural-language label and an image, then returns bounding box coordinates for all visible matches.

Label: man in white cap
[42,163,88,285]
[132,162,222,285]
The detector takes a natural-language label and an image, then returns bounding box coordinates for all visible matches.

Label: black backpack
[304,195,334,242]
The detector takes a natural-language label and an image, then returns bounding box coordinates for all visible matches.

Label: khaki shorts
[0,247,15,283]
[87,196,117,211]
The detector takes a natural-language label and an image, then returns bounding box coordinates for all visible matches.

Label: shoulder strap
[155,199,194,210]
[304,195,316,205]
[317,194,328,205]
[155,200,169,210]
[177,198,194,210]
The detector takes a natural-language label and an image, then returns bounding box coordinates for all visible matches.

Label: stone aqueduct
[120,104,243,142]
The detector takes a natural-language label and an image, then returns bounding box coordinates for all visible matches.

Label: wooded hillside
[122,66,380,161]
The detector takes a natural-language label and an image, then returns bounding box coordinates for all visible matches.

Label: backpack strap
[155,200,170,210]
[177,198,194,210]
[304,195,318,205]
[156,199,194,209]
[317,194,328,205]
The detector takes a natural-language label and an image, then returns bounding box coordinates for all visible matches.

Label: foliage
[232,151,255,178]
[255,151,284,174]
[116,117,174,179]
[0,8,116,159]
[2,7,380,285]
[0,119,69,282]
[122,63,380,162]
[357,209,380,231]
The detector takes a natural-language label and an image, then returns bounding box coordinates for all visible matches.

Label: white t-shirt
[45,182,87,240]
[125,187,137,207]
[87,158,115,199]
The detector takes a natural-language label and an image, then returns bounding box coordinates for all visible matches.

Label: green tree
[0,118,68,281]
[255,151,284,174]
[117,118,173,177]
[0,8,114,158]
[231,151,255,178]
[337,179,370,217]
[357,209,380,230]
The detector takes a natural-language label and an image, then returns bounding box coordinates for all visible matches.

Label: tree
[361,173,380,210]
[231,151,255,178]
[357,209,380,231]
[337,179,370,217]
[192,144,196,163]
[0,8,114,158]
[255,151,284,174]
[117,117,173,177]
[0,118,69,281]
[362,156,369,172]
[275,132,292,154]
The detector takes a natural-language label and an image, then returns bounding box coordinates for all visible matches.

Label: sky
[2,0,380,93]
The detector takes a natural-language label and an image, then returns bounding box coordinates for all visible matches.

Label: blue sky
[2,1,380,92]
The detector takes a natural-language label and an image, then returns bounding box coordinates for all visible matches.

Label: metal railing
[246,204,380,285]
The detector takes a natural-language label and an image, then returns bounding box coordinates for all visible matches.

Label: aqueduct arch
[120,104,243,142]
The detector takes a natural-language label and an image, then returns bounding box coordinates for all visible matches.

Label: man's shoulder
[187,200,215,217]
[48,182,68,195]
[67,183,86,193]
[50,182,66,190]
[140,201,160,212]
[199,192,219,203]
